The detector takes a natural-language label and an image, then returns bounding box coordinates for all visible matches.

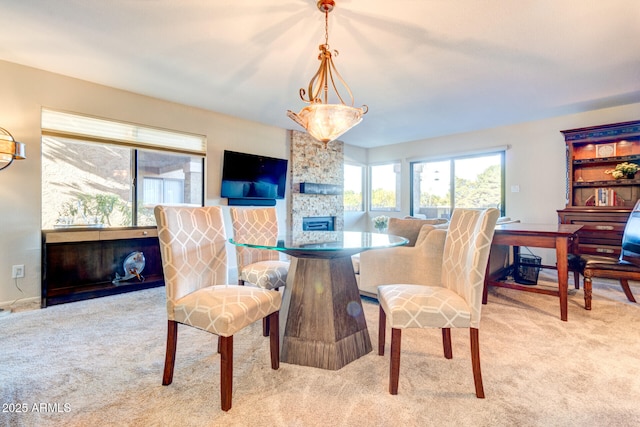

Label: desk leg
[556,237,569,321]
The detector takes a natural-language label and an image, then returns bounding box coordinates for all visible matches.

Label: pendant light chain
[325,9,329,47]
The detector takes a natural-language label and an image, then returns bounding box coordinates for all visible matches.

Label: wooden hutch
[558,120,640,257]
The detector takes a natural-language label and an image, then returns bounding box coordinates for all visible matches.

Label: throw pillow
[387,217,448,246]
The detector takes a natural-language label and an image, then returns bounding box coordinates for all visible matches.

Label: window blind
[41,108,206,155]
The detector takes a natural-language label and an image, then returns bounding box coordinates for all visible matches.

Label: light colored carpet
[1,275,639,427]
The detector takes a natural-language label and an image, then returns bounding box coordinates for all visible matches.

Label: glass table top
[230,231,408,252]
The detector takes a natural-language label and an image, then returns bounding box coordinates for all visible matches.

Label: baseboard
[0,296,41,313]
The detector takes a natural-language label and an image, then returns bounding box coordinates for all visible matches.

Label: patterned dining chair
[154,205,281,412]
[230,207,289,335]
[377,207,500,397]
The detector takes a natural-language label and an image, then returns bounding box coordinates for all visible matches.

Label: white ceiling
[0,0,638,148]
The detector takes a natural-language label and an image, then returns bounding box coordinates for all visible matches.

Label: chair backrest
[441,207,500,328]
[154,205,229,319]
[230,207,280,271]
[619,199,640,266]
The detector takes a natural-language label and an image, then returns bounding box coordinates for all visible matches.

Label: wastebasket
[514,253,541,285]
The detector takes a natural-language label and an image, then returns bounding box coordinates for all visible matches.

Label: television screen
[221,150,288,200]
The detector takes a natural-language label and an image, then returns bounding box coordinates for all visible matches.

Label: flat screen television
[220,150,288,204]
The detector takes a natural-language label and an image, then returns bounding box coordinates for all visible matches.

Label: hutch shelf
[558,120,640,257]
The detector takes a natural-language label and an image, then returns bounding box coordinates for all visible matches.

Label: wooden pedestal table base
[279,254,372,370]
[230,231,408,370]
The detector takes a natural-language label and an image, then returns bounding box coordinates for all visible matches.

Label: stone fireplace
[288,130,344,231]
[302,216,336,231]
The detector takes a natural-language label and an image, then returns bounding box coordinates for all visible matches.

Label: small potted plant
[372,215,389,232]
[605,162,639,179]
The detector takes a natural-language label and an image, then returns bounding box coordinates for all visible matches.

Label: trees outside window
[344,163,364,211]
[370,163,401,211]
[411,152,504,219]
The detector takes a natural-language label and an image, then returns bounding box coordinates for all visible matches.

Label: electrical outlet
[12,264,25,279]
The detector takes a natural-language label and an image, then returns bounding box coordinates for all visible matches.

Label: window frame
[41,109,205,229]
[409,150,505,218]
[369,161,401,212]
[343,162,365,212]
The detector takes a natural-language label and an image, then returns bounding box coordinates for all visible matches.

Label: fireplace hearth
[302,216,335,231]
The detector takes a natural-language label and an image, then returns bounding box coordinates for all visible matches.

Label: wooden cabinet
[558,120,640,257]
[557,207,629,256]
[42,227,164,307]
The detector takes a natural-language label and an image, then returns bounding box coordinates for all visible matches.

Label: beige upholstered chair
[154,205,281,412]
[357,216,512,298]
[357,224,447,298]
[230,207,289,336]
[230,207,289,289]
[377,207,500,397]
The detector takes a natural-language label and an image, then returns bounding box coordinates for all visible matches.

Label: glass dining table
[230,230,408,370]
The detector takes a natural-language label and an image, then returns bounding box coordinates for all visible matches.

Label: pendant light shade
[287,0,367,145]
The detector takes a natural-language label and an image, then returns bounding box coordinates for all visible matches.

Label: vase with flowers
[605,162,639,180]
[372,215,389,233]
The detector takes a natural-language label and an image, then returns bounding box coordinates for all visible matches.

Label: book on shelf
[595,188,621,206]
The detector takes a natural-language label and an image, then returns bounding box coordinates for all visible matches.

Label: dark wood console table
[482,223,583,321]
[42,227,164,307]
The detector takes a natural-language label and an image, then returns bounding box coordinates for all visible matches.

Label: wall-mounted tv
[221,150,288,205]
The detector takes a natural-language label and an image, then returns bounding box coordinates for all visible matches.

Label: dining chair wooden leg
[389,328,401,395]
[217,336,221,354]
[620,279,637,302]
[263,318,270,337]
[220,335,233,411]
[470,328,484,398]
[573,270,580,289]
[584,276,593,310]
[442,328,452,359]
[268,311,280,369]
[378,306,386,356]
[162,320,178,386]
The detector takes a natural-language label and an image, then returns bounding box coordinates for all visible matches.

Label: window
[136,150,203,226]
[142,178,184,205]
[41,109,205,229]
[411,152,504,219]
[344,163,364,211]
[370,162,401,211]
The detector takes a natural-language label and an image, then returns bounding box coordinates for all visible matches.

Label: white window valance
[41,108,206,155]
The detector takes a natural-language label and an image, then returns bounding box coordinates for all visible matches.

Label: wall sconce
[0,127,26,171]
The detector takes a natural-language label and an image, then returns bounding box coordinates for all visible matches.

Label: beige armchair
[358,224,447,298]
[356,216,516,299]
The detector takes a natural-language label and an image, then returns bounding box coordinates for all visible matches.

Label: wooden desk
[482,223,583,321]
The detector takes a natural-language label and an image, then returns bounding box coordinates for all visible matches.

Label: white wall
[0,60,289,306]
[367,103,640,262]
